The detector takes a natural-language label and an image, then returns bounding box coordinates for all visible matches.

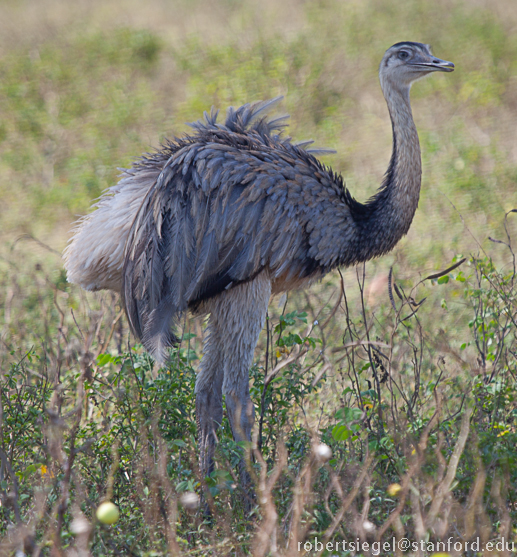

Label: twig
[388,267,397,311]
[11,233,61,256]
[420,257,466,283]
[0,447,22,523]
[98,309,125,356]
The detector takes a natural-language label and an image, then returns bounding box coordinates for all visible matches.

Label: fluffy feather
[64,88,421,361]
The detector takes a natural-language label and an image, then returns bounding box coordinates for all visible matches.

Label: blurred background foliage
[0,0,516,254]
[0,0,516,555]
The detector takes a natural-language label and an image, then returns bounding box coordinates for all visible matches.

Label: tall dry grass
[1,0,516,554]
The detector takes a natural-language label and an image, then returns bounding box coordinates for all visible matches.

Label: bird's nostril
[433,59,440,64]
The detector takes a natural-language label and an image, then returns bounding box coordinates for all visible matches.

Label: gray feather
[113,88,419,361]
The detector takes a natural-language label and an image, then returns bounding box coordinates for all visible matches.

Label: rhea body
[64,42,453,495]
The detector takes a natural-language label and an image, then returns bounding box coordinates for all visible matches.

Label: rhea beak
[419,57,455,72]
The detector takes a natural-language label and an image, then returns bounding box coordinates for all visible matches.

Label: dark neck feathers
[347,83,421,263]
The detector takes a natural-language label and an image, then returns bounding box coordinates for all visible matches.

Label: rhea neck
[351,77,422,262]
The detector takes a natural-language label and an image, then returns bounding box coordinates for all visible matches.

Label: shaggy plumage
[64,42,453,503]
[67,97,354,360]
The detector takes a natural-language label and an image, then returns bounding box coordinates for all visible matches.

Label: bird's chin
[407,71,433,85]
[408,65,451,84]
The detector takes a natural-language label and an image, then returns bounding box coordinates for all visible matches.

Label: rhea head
[379,42,454,95]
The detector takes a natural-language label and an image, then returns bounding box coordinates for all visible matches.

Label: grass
[0,0,516,555]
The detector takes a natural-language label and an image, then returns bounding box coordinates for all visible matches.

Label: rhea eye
[398,50,410,60]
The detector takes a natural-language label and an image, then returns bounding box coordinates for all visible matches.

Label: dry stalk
[322,454,375,544]
[377,409,440,540]
[252,441,287,557]
[425,406,473,528]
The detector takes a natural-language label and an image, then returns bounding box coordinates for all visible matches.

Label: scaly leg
[195,319,224,492]
[214,272,272,508]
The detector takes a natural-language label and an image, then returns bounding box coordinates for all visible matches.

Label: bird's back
[64,98,356,360]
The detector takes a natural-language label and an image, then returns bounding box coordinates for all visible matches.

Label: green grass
[1,0,517,555]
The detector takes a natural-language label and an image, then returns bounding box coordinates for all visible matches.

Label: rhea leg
[196,272,271,509]
[225,384,256,503]
[217,272,272,500]
[195,320,224,484]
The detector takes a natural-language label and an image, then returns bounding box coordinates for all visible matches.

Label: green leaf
[336,407,364,423]
[360,389,377,399]
[96,353,113,366]
[332,424,350,441]
[176,481,189,492]
[24,464,37,476]
[437,275,449,284]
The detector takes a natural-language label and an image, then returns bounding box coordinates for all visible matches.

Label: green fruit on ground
[96,501,120,525]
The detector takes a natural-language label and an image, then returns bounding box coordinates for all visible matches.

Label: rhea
[64,42,453,500]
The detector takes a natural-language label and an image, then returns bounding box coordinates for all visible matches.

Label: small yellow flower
[40,465,54,479]
[387,483,401,497]
[275,346,288,358]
